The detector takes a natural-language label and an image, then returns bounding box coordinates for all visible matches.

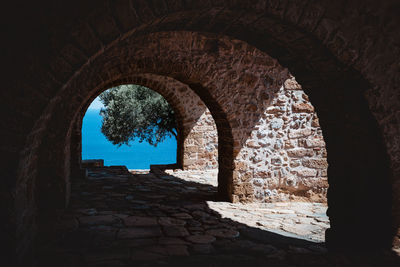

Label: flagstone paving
[36,167,400,266]
[165,169,328,242]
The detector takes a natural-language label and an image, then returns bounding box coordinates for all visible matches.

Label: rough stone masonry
[5,1,400,264]
[179,76,327,203]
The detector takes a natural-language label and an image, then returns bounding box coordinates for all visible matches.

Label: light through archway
[81,85,178,170]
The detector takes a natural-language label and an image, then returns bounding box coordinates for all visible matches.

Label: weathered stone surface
[302,159,328,169]
[158,237,189,245]
[292,103,314,113]
[172,212,193,219]
[186,235,216,244]
[284,77,302,90]
[37,167,335,267]
[118,227,162,239]
[288,129,312,139]
[158,217,187,226]
[287,149,314,158]
[292,168,318,177]
[304,138,325,148]
[271,119,284,130]
[8,1,400,263]
[163,226,190,237]
[124,216,158,227]
[206,229,240,239]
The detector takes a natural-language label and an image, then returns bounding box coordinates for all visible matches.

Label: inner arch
[16,28,393,260]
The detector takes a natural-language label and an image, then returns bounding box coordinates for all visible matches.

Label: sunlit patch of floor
[165,169,218,186]
[207,201,328,242]
[166,169,329,242]
[36,167,399,266]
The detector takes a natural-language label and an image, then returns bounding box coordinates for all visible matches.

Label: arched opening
[76,77,220,174]
[81,85,179,170]
[7,2,399,264]
[28,31,336,265]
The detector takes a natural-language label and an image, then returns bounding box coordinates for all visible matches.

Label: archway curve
[16,32,327,264]
[70,79,187,181]
[70,73,220,188]
[12,4,397,261]
[21,30,390,253]
[27,31,296,211]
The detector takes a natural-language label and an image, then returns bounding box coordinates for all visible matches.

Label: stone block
[271,156,283,166]
[247,140,261,148]
[284,140,296,149]
[292,103,314,113]
[185,146,199,153]
[240,172,252,182]
[253,170,271,178]
[292,168,318,177]
[290,160,301,168]
[234,161,248,171]
[124,216,158,227]
[270,118,284,129]
[302,158,328,169]
[287,148,314,158]
[311,117,320,127]
[266,106,285,114]
[289,129,312,138]
[284,77,302,90]
[305,138,325,148]
[252,178,264,186]
[118,227,162,239]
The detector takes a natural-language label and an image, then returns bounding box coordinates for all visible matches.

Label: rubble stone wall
[236,79,327,202]
[125,75,328,202]
[59,32,329,204]
[6,1,399,262]
[182,109,218,170]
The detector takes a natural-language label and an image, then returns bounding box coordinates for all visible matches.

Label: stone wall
[235,78,327,202]
[182,109,218,170]
[66,33,328,205]
[118,75,327,202]
[3,1,399,263]
[82,73,327,202]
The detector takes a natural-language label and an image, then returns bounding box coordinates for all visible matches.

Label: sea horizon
[82,109,177,169]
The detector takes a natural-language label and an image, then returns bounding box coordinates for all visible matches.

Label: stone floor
[165,169,328,242]
[36,167,400,266]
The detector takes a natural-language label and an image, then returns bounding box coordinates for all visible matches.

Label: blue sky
[88,96,104,110]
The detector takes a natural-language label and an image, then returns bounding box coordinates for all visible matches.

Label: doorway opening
[82,84,178,170]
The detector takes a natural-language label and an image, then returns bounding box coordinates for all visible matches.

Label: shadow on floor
[36,166,400,267]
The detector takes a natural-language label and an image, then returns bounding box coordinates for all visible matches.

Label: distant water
[82,109,177,169]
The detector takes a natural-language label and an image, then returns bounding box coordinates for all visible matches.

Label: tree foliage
[99,84,177,146]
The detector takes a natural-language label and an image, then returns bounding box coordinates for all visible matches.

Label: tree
[99,84,177,146]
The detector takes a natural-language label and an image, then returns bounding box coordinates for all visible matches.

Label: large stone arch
[3,1,399,264]
[18,31,325,261]
[70,73,219,182]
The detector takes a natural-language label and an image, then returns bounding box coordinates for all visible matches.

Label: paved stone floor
[37,167,400,266]
[165,169,328,242]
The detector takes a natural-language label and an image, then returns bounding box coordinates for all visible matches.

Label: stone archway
[70,74,219,179]
[18,31,330,258]
[5,1,399,264]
